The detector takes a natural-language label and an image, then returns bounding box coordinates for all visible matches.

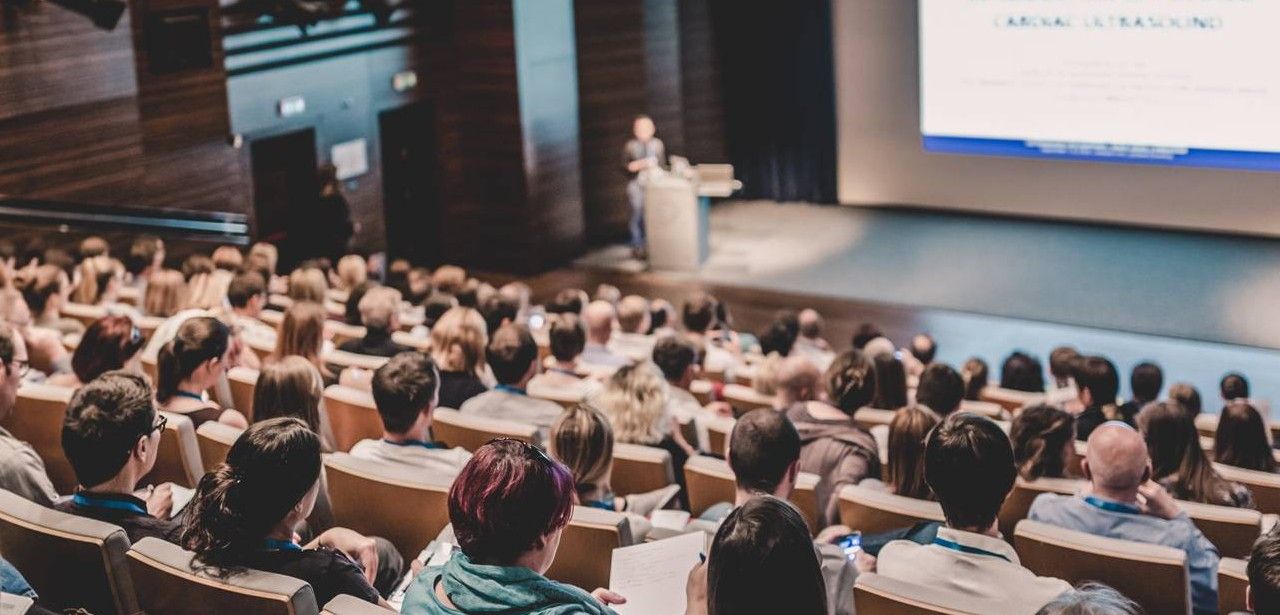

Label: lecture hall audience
[155,316,248,428]
[0,326,59,507]
[1010,403,1078,481]
[1138,400,1253,508]
[428,307,490,409]
[1213,400,1277,473]
[459,323,563,444]
[352,351,471,476]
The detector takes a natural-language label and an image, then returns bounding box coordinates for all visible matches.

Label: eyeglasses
[149,414,168,435]
[8,360,29,378]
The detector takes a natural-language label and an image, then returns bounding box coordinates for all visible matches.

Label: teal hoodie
[401,552,616,615]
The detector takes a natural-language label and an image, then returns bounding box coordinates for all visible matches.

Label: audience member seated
[0,288,69,377]
[865,405,939,500]
[1214,401,1277,473]
[0,326,58,506]
[1034,582,1142,615]
[608,295,655,364]
[757,310,799,359]
[594,284,621,306]
[915,363,965,417]
[182,417,403,606]
[1138,401,1253,508]
[1001,350,1046,393]
[689,496,831,615]
[459,324,562,444]
[907,333,938,374]
[351,352,470,476]
[156,317,248,429]
[527,314,596,401]
[683,292,739,376]
[270,301,335,384]
[184,255,230,311]
[1011,404,1077,481]
[878,413,1071,614]
[124,235,165,293]
[792,308,834,369]
[333,254,367,294]
[579,300,629,370]
[1169,382,1204,418]
[224,271,276,352]
[1120,361,1163,424]
[401,439,625,614]
[252,356,330,448]
[1073,356,1123,441]
[429,307,490,409]
[962,357,989,401]
[339,286,409,358]
[58,371,182,543]
[1221,372,1250,409]
[479,291,518,337]
[595,363,696,479]
[142,269,187,318]
[45,315,144,389]
[343,280,377,326]
[544,288,585,317]
[1246,529,1280,615]
[548,404,673,539]
[651,335,729,430]
[17,264,83,336]
[287,267,328,304]
[71,255,120,307]
[851,322,884,350]
[870,353,908,410]
[1028,421,1220,614]
[772,355,821,411]
[786,350,881,526]
[1047,346,1081,401]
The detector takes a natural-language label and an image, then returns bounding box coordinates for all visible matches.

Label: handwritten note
[609,531,704,615]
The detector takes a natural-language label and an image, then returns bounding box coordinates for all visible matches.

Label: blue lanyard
[382,438,444,450]
[262,539,302,552]
[584,499,615,511]
[73,493,147,516]
[931,537,1011,563]
[494,384,526,396]
[173,391,204,401]
[1084,495,1141,515]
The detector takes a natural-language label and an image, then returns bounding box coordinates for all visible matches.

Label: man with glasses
[57,370,181,543]
[0,326,59,506]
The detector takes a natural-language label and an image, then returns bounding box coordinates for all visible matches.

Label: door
[379,101,442,265]
[250,128,317,272]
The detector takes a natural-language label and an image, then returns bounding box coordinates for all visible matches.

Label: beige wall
[833,0,1280,237]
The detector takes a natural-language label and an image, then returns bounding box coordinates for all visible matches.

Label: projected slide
[918,0,1280,171]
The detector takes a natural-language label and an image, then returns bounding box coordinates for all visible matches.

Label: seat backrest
[322,594,390,615]
[837,484,946,535]
[702,415,735,457]
[227,367,259,423]
[958,399,1004,419]
[327,322,366,348]
[1177,499,1262,559]
[322,453,452,561]
[852,407,895,432]
[544,505,633,591]
[792,472,821,533]
[683,455,736,517]
[611,443,674,497]
[431,408,537,452]
[0,489,137,614]
[1218,556,1249,615]
[5,384,77,493]
[1013,519,1190,615]
[998,477,1085,541]
[721,384,771,414]
[323,350,390,373]
[196,421,244,475]
[1216,462,1280,516]
[62,302,108,328]
[528,388,581,410]
[141,355,159,386]
[127,537,319,615]
[1194,413,1218,439]
[853,573,1008,615]
[391,331,431,351]
[322,385,384,452]
[143,411,204,488]
[978,387,1045,412]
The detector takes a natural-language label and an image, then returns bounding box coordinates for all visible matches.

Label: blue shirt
[1028,492,1220,614]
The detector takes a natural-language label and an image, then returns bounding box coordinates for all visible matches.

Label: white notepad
[609,531,704,615]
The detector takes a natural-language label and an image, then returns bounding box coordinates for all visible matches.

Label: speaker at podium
[644,162,740,272]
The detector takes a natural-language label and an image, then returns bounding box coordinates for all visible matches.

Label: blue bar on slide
[922,135,1280,172]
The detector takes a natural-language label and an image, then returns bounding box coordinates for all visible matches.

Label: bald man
[773,355,821,411]
[609,295,655,363]
[1028,421,1220,614]
[579,300,629,369]
[792,309,835,370]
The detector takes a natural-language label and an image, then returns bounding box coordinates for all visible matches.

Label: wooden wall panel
[678,0,727,165]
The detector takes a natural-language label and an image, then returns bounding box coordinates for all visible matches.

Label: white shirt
[878,527,1071,615]
[608,332,656,364]
[348,439,471,479]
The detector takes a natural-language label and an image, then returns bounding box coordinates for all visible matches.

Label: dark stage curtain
[708,0,838,203]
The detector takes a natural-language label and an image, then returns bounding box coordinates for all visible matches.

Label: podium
[644,164,739,272]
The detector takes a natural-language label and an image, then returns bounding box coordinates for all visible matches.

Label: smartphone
[837,532,862,561]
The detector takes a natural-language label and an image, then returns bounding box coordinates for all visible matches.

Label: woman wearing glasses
[402,439,627,614]
[46,315,145,389]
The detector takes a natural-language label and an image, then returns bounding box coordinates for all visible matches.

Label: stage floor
[570,200,1280,406]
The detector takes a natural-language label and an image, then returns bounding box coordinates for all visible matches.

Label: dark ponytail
[156,316,229,402]
[181,417,320,571]
[823,350,877,414]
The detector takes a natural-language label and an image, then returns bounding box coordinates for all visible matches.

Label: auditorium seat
[837,483,946,535]
[978,387,1045,413]
[227,366,259,422]
[529,387,583,410]
[323,349,390,373]
[958,399,1005,419]
[544,505,634,592]
[853,572,1006,615]
[689,379,714,406]
[391,330,431,351]
[610,443,674,497]
[721,383,772,413]
[258,309,284,327]
[322,595,389,615]
[141,355,159,385]
[702,414,735,457]
[1013,519,1190,615]
[1215,462,1280,515]
[196,421,243,475]
[267,295,294,311]
[852,407,895,432]
[0,489,138,615]
[327,321,366,347]
[323,453,452,561]
[997,477,1085,540]
[681,456,821,531]
[127,537,319,615]
[4,383,77,493]
[61,302,107,329]
[1194,413,1218,439]
[1217,556,1249,615]
[144,411,204,488]
[1177,499,1262,558]
[136,315,165,342]
[791,472,821,532]
[431,408,537,452]
[322,385,384,452]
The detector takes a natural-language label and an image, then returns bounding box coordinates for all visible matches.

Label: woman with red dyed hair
[402,439,626,614]
[46,315,145,388]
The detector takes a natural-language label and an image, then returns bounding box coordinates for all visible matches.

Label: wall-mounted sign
[277,96,306,118]
[331,139,369,180]
[392,70,418,93]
